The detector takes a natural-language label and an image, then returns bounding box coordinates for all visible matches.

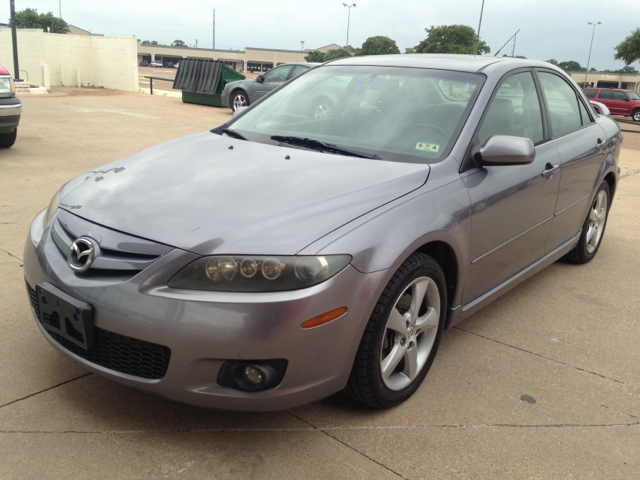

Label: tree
[172,40,186,47]
[590,67,597,71]
[614,28,640,65]
[142,40,159,45]
[545,59,559,66]
[615,65,639,74]
[405,47,417,54]
[413,25,490,54]
[502,54,527,59]
[357,36,400,56]
[557,60,584,72]
[15,8,69,33]
[304,50,326,63]
[324,48,351,61]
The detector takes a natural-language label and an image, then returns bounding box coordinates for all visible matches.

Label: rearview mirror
[256,75,264,83]
[479,136,535,166]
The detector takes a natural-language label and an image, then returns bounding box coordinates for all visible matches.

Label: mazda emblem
[67,237,97,273]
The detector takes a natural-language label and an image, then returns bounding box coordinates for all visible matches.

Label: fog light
[217,360,288,392]
[243,366,263,385]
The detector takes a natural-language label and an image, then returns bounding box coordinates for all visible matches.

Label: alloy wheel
[380,277,440,391]
[586,190,608,254]
[233,94,247,111]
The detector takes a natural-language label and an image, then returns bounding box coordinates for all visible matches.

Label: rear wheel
[231,90,249,112]
[633,109,640,122]
[0,129,17,148]
[345,252,446,408]
[564,180,610,264]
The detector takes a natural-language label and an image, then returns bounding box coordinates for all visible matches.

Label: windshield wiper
[221,128,247,141]
[271,135,381,159]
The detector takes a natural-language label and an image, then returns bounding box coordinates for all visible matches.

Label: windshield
[627,91,640,100]
[228,66,483,163]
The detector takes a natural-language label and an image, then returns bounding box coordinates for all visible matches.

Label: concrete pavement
[0,89,638,479]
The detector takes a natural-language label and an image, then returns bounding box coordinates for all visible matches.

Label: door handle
[542,164,560,177]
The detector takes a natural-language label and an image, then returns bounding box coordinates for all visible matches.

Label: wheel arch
[414,241,459,325]
[603,171,616,201]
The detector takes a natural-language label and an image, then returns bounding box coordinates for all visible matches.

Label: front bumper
[220,87,230,108]
[24,209,389,411]
[0,96,21,133]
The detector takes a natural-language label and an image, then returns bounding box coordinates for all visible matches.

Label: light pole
[474,0,486,55]
[301,40,305,51]
[584,22,601,87]
[343,3,356,49]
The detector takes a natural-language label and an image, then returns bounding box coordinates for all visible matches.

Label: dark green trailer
[173,58,246,107]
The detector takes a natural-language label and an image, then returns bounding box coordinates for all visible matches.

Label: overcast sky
[16,0,639,71]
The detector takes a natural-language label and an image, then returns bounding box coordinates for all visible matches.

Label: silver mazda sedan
[24,55,622,411]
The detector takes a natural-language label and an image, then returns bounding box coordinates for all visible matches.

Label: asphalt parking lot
[1,88,638,479]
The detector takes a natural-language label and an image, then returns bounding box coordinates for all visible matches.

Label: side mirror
[256,75,264,83]
[479,136,535,166]
[589,100,610,116]
[232,106,247,117]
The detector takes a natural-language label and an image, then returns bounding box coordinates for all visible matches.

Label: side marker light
[301,307,348,329]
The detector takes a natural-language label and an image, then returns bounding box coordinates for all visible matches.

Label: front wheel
[345,252,447,408]
[0,129,17,148]
[633,109,640,122]
[231,90,249,112]
[564,180,610,264]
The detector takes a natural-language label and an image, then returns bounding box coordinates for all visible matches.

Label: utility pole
[584,22,601,87]
[300,41,305,51]
[343,4,356,49]
[10,0,21,81]
[59,0,62,18]
[474,0,486,55]
[212,9,216,50]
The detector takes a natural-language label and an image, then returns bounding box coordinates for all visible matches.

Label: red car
[583,87,640,122]
[0,64,21,148]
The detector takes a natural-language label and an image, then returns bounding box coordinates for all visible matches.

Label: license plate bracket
[37,283,94,350]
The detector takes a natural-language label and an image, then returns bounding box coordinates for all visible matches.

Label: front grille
[50,210,173,278]
[27,283,171,380]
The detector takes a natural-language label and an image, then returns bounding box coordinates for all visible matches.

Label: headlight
[42,189,61,229]
[168,255,352,292]
[0,77,12,94]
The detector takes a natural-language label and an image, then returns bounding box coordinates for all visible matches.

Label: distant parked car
[174,63,180,70]
[150,61,162,68]
[164,62,174,69]
[221,63,320,112]
[583,87,640,121]
[0,64,20,148]
[139,61,150,67]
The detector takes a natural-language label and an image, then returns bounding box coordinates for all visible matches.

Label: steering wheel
[407,123,448,138]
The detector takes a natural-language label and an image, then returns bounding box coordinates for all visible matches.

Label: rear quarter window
[583,89,598,99]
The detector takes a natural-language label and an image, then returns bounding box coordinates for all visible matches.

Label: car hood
[59,132,430,255]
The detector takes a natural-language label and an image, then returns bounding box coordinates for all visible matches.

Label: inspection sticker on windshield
[416,142,439,153]
[359,78,375,85]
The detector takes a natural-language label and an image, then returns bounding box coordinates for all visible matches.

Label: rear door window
[598,90,614,100]
[538,72,583,137]
[478,71,544,145]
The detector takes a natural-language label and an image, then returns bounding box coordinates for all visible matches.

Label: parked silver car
[221,62,320,112]
[25,55,621,411]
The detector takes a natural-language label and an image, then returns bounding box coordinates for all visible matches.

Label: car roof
[325,54,562,74]
[0,64,9,76]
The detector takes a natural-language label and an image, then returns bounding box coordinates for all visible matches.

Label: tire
[231,90,249,112]
[310,97,334,119]
[345,252,447,408]
[0,129,17,148]
[564,180,610,264]
[633,109,640,122]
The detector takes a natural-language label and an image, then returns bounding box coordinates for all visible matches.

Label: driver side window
[263,65,294,83]
[478,72,544,146]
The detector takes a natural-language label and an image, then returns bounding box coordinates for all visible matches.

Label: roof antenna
[494,29,520,57]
